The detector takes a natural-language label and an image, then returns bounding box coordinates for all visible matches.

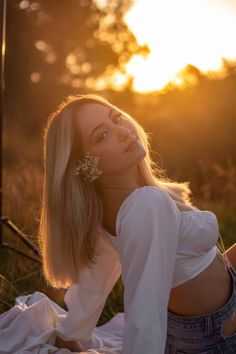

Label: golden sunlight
[123,0,236,93]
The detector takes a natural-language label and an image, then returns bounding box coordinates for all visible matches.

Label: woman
[38,93,236,354]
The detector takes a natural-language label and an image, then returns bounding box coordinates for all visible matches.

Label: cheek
[101,146,125,160]
[97,146,126,170]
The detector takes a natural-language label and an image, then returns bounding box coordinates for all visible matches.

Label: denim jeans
[165,259,236,353]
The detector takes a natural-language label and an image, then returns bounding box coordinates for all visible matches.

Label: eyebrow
[89,108,114,141]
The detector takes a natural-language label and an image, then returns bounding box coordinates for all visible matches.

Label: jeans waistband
[166,252,236,349]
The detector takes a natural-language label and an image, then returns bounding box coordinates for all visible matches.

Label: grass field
[0,158,235,326]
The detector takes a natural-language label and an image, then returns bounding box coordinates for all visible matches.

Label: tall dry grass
[188,157,236,248]
[0,158,236,324]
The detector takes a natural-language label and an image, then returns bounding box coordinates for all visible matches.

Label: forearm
[225,243,236,269]
[55,336,83,352]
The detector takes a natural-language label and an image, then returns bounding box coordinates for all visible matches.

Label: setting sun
[123,0,236,93]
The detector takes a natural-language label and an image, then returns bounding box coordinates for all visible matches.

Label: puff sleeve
[55,232,121,351]
[177,210,220,256]
[116,187,181,354]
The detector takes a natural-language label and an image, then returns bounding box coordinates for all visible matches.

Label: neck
[97,176,146,206]
[96,165,145,191]
[96,176,146,193]
[98,173,146,231]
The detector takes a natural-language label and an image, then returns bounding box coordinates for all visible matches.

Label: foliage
[1,0,236,325]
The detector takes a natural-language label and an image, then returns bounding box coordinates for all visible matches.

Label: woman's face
[74,102,146,176]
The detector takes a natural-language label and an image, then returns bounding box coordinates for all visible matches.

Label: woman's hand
[55,335,83,352]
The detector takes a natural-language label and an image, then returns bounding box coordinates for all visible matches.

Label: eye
[112,113,122,123]
[97,131,108,142]
[96,113,123,143]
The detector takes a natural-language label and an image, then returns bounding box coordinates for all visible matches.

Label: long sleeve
[55,232,121,350]
[116,187,181,354]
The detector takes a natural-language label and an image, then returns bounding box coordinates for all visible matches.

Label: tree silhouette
[4,0,149,131]
[6,0,149,92]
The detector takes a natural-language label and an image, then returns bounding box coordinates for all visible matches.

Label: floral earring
[73,151,103,182]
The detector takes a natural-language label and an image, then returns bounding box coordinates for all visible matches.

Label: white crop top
[55,186,221,354]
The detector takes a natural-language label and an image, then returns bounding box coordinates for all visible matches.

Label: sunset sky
[97,0,236,93]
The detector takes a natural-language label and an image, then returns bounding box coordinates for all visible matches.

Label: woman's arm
[225,243,236,269]
[55,336,83,352]
[55,233,121,351]
[117,188,181,354]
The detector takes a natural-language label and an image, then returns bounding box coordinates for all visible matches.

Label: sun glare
[123,0,236,93]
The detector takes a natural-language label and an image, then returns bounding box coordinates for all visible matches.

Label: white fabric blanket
[0,291,124,354]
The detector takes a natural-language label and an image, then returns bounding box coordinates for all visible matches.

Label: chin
[129,149,146,169]
[137,146,147,160]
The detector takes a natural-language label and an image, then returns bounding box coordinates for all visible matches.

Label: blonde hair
[38,93,194,289]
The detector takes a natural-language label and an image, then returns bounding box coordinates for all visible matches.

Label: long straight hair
[38,93,194,289]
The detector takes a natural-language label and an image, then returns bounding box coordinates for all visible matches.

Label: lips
[125,136,138,152]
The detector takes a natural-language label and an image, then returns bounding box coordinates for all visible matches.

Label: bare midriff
[168,250,236,335]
